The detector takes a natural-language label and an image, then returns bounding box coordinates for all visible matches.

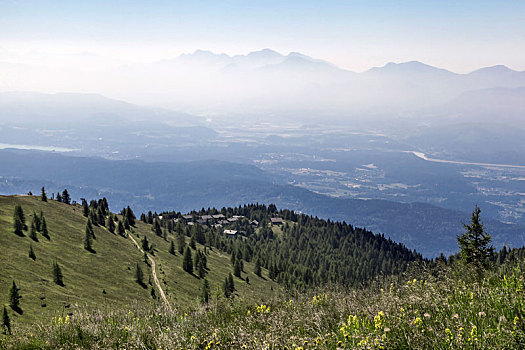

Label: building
[223,229,238,236]
[271,217,284,226]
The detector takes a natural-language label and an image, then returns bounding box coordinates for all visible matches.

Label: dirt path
[128,233,172,311]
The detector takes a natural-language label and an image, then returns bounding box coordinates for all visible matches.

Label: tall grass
[2,262,525,349]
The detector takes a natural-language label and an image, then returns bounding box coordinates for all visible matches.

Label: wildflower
[468,325,478,343]
[423,313,430,319]
[445,328,453,343]
[413,317,423,328]
[374,311,385,331]
[478,311,486,318]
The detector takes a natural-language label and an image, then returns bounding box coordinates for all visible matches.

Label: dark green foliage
[141,236,150,252]
[40,187,47,202]
[183,246,193,274]
[28,243,36,260]
[32,210,41,232]
[13,204,26,233]
[61,189,71,205]
[189,234,196,249]
[150,287,156,299]
[40,215,49,239]
[121,206,136,227]
[194,249,207,278]
[117,221,125,236]
[8,280,21,313]
[200,278,210,304]
[52,260,64,286]
[84,222,94,253]
[223,273,235,298]
[82,198,89,217]
[153,219,162,236]
[13,216,24,236]
[169,240,175,255]
[29,220,38,241]
[234,259,242,278]
[135,263,144,287]
[457,205,495,271]
[177,233,186,254]
[106,215,115,233]
[2,306,10,335]
[56,192,62,202]
[254,259,262,277]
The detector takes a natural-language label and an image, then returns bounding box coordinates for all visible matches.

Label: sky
[1,0,524,73]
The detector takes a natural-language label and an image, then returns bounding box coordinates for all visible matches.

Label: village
[170,213,284,236]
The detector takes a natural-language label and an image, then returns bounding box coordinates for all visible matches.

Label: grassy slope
[0,195,279,325]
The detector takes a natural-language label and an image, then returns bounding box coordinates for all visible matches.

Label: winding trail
[128,233,172,311]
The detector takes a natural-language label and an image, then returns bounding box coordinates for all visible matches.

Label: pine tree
[40,216,49,239]
[457,205,495,271]
[200,278,210,304]
[8,281,21,313]
[28,243,36,260]
[254,259,262,277]
[234,259,242,278]
[106,215,115,233]
[153,220,162,236]
[61,189,71,204]
[52,260,64,286]
[33,211,41,232]
[86,218,96,240]
[2,306,10,335]
[14,204,26,230]
[13,216,24,237]
[82,199,89,217]
[183,246,193,274]
[228,272,235,293]
[40,186,47,202]
[117,221,125,236]
[222,277,231,298]
[177,233,186,254]
[141,236,149,252]
[150,287,156,299]
[169,240,176,255]
[189,234,196,249]
[29,220,38,241]
[135,263,144,286]
[84,224,94,252]
[56,192,62,202]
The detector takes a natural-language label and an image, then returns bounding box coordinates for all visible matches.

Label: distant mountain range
[2,49,524,117]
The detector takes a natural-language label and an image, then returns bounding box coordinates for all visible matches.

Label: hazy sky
[1,0,524,72]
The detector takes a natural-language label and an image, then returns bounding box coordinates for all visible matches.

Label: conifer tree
[40,187,47,202]
[177,233,186,254]
[153,220,162,236]
[106,215,115,233]
[82,199,89,217]
[56,192,62,202]
[200,278,210,304]
[183,246,193,274]
[84,225,94,252]
[135,263,144,286]
[141,236,149,252]
[189,234,196,249]
[228,272,235,293]
[61,189,71,204]
[234,259,242,278]
[14,204,26,230]
[32,211,41,232]
[52,260,64,286]
[457,205,495,271]
[86,218,96,240]
[150,287,156,299]
[40,216,49,239]
[29,220,38,241]
[28,243,36,260]
[8,281,21,313]
[222,277,231,298]
[13,216,24,237]
[2,306,10,335]
[117,221,125,236]
[169,240,176,255]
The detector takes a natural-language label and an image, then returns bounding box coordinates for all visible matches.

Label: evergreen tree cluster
[155,204,424,290]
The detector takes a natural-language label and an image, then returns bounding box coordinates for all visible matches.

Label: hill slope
[0,195,279,324]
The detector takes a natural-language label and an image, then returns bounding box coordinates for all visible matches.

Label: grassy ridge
[0,196,279,326]
[2,264,525,349]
